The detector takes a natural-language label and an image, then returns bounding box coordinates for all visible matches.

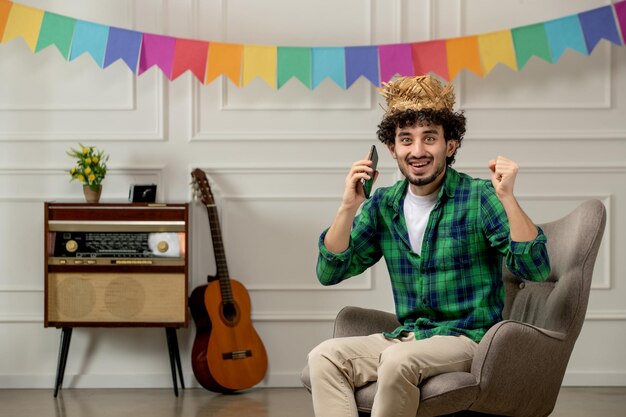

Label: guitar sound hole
[222,302,238,324]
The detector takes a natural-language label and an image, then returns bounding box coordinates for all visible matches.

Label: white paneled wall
[0,0,625,389]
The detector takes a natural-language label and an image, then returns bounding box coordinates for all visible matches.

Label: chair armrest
[333,306,400,338]
[469,320,569,416]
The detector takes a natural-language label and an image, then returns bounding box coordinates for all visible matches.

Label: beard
[398,156,446,188]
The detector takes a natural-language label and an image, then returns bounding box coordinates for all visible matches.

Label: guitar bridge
[222,350,252,360]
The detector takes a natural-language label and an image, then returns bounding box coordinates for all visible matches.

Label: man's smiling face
[387,123,458,196]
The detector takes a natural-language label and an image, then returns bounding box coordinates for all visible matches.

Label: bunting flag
[512,23,552,69]
[379,43,414,83]
[242,45,277,88]
[277,46,311,89]
[1,0,626,89]
[544,15,587,62]
[478,30,517,74]
[616,1,626,43]
[312,47,345,89]
[104,27,142,71]
[206,42,243,86]
[578,5,622,52]
[0,0,12,40]
[70,20,109,67]
[172,38,209,82]
[345,45,379,88]
[412,40,449,80]
[35,12,75,58]
[447,36,483,79]
[138,34,176,77]
[2,3,43,51]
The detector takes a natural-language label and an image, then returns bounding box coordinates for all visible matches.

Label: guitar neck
[206,205,233,301]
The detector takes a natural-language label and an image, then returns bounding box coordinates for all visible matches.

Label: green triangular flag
[35,12,76,59]
[511,23,552,69]
[277,47,312,89]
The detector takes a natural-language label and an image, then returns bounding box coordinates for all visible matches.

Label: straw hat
[379,75,455,115]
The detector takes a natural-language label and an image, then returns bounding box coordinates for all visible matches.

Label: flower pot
[83,184,102,203]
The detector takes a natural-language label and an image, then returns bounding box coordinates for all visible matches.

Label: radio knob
[65,240,78,253]
[157,241,169,253]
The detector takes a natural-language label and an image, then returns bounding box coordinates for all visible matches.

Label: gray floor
[0,387,624,417]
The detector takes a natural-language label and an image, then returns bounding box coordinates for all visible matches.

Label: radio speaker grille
[47,273,186,324]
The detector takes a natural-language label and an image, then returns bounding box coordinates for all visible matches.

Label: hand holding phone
[361,145,378,198]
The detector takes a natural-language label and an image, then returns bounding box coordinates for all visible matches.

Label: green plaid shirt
[317,168,550,343]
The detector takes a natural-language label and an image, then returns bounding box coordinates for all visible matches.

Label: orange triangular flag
[0,0,13,42]
[205,42,243,86]
[446,36,483,80]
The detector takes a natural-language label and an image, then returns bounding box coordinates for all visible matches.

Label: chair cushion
[418,372,479,416]
[303,365,479,416]
[335,372,479,416]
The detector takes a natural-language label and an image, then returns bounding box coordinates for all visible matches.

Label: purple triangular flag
[615,1,626,43]
[104,27,143,71]
[345,46,379,88]
[379,44,414,83]
[578,5,622,52]
[138,34,177,77]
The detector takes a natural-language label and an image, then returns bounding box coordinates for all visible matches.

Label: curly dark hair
[376,108,467,166]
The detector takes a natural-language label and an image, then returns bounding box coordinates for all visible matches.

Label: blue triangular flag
[69,20,110,67]
[104,27,143,72]
[345,46,379,88]
[544,15,588,61]
[578,5,622,52]
[312,47,346,89]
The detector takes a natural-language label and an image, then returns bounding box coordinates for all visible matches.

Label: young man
[308,75,551,417]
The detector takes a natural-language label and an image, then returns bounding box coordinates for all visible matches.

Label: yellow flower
[68,144,108,187]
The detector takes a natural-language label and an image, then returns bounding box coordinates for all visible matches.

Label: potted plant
[67,144,109,203]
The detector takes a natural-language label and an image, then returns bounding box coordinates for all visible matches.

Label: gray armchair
[301,199,607,417]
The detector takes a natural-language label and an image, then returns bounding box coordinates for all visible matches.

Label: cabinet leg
[165,328,184,396]
[54,327,73,398]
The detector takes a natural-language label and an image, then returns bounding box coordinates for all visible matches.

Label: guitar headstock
[191,168,215,207]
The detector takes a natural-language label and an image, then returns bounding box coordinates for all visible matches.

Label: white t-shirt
[403,187,438,254]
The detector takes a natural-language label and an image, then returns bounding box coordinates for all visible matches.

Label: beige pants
[307,333,478,417]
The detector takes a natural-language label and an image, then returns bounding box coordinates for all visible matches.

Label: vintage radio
[44,203,189,327]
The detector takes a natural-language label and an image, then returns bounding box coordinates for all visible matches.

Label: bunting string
[1,0,625,89]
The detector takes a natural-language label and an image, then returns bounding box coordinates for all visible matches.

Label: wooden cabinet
[44,202,189,396]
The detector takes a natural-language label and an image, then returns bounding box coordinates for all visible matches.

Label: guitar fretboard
[206,204,233,304]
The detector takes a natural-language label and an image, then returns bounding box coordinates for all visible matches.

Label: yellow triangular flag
[242,45,277,89]
[2,3,44,51]
[478,30,518,74]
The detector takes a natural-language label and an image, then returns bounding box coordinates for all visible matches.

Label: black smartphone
[361,145,378,198]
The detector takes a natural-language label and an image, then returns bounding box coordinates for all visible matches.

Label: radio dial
[65,240,78,253]
[157,241,169,253]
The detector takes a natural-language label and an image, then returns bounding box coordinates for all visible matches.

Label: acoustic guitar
[189,168,268,393]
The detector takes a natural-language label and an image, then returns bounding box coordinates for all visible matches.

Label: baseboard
[1,371,624,389]
[0,372,303,389]
[561,371,626,386]
[0,373,180,389]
